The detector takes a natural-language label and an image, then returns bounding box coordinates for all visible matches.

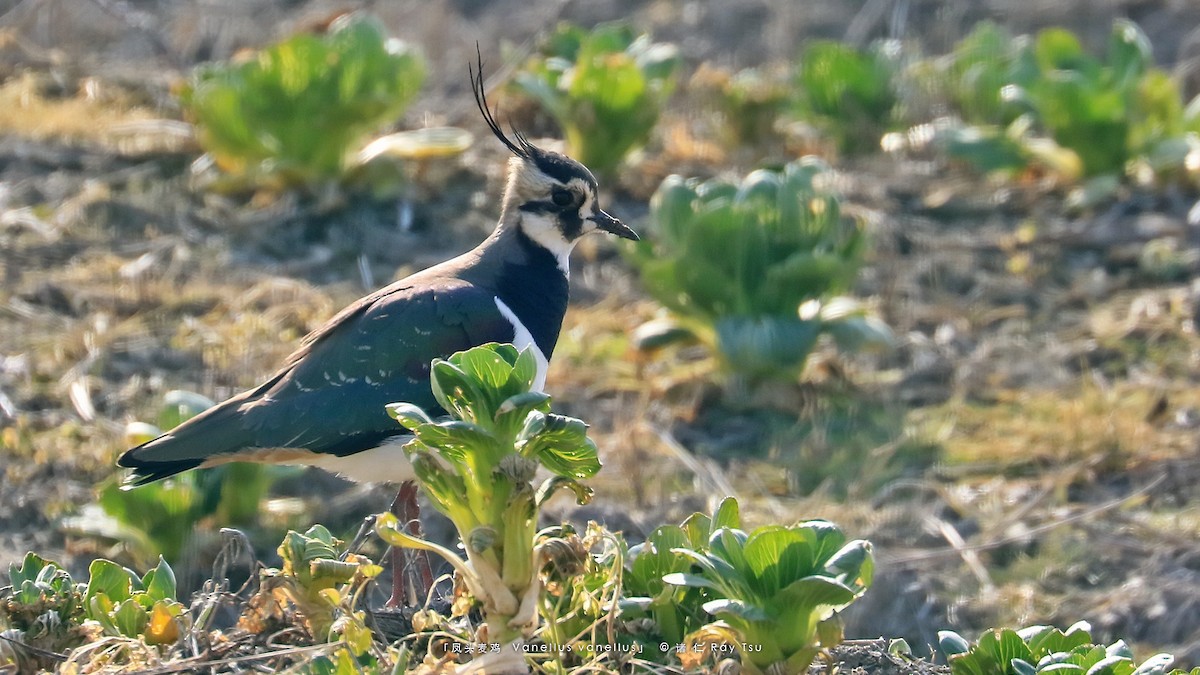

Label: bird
[117,55,636,565]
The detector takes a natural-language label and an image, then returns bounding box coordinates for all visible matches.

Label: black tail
[116,394,259,486]
[117,450,205,486]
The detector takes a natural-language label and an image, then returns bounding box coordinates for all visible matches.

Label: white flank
[294,435,416,483]
[493,297,549,392]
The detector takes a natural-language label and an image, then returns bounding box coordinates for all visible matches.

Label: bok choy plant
[940,622,1184,675]
[511,22,680,178]
[632,158,889,380]
[180,13,425,190]
[663,517,874,675]
[375,343,600,674]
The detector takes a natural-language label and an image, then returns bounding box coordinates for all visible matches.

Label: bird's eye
[551,189,574,206]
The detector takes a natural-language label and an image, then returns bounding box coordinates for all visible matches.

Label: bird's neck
[501,207,573,275]
[474,223,571,359]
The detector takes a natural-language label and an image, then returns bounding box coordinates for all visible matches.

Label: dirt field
[3,0,1200,669]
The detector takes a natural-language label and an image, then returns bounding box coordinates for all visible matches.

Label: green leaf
[452,344,516,396]
[772,575,857,618]
[742,526,810,597]
[9,552,52,587]
[386,402,434,430]
[626,525,693,609]
[941,631,973,657]
[1131,654,1175,675]
[823,539,874,591]
[518,413,601,478]
[142,556,177,604]
[1042,666,1087,675]
[1109,19,1151,89]
[85,559,138,609]
[715,316,822,376]
[494,391,552,436]
[112,598,150,638]
[429,360,491,423]
[1013,659,1038,675]
[711,497,741,531]
[702,598,770,622]
[1087,656,1134,675]
[413,420,500,467]
[662,571,721,590]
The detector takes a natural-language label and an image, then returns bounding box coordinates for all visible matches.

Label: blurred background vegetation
[2,0,1200,670]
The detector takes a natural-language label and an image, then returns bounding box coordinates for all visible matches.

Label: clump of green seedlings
[940,622,1198,675]
[0,554,185,671]
[927,19,1200,187]
[511,21,680,178]
[0,528,386,672]
[180,12,425,191]
[631,158,890,380]
[793,40,900,154]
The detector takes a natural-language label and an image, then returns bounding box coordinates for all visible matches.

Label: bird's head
[471,54,638,264]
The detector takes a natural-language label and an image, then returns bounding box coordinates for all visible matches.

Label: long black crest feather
[471,44,537,160]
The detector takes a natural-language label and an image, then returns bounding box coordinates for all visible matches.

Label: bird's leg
[386,480,435,608]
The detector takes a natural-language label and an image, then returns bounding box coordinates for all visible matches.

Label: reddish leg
[386,480,435,607]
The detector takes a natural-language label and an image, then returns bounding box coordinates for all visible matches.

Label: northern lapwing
[118,55,637,603]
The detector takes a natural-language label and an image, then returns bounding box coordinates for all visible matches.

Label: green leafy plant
[795,40,898,153]
[943,22,1027,126]
[1,554,187,671]
[663,517,874,675]
[255,524,381,645]
[619,497,740,657]
[83,556,186,645]
[1012,20,1158,176]
[180,12,425,189]
[939,622,1185,675]
[511,22,680,177]
[0,553,90,670]
[632,159,889,380]
[935,19,1200,182]
[376,343,601,674]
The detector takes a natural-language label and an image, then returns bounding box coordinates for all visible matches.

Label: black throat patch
[491,229,570,358]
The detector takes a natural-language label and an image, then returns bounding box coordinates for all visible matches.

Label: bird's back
[118,258,522,484]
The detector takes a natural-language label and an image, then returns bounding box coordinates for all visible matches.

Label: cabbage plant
[664,519,874,675]
[632,158,889,380]
[180,13,425,189]
[796,40,899,153]
[940,622,1182,675]
[937,19,1200,181]
[511,22,680,177]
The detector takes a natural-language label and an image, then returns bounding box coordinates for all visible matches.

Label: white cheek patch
[521,211,573,275]
[579,192,598,232]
